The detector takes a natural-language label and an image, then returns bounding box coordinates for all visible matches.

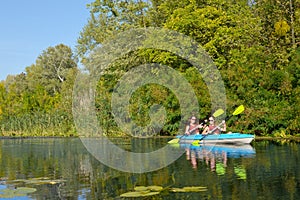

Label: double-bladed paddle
[167,108,225,144]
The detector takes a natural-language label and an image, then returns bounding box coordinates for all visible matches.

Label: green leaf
[171,186,208,192]
[120,190,160,197]
[0,187,37,198]
[134,186,148,191]
[146,185,163,192]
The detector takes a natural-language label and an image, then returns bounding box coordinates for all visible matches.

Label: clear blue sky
[0,0,91,81]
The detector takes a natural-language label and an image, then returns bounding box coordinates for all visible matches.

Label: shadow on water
[0,138,299,199]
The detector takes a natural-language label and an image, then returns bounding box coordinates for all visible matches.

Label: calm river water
[0,138,299,199]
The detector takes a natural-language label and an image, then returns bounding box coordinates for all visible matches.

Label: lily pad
[182,186,207,192]
[170,188,186,192]
[134,186,148,191]
[7,179,27,183]
[171,186,207,192]
[134,185,163,192]
[140,191,160,197]
[0,187,37,198]
[146,185,163,192]
[8,177,66,185]
[15,187,37,194]
[121,191,143,197]
[120,190,159,198]
[28,177,50,181]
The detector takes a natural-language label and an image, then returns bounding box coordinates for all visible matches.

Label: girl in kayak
[202,116,226,134]
[185,116,203,135]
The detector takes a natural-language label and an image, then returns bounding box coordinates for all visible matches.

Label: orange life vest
[208,125,220,134]
[188,124,199,134]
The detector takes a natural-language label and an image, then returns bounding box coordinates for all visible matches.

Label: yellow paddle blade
[232,105,245,115]
[213,109,224,118]
[191,140,200,146]
[168,138,179,144]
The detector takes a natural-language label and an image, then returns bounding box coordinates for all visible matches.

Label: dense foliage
[1,0,299,136]
[0,44,77,136]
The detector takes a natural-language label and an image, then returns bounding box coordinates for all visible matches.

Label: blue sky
[0,0,91,81]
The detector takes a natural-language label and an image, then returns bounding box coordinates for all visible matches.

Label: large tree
[26,44,77,95]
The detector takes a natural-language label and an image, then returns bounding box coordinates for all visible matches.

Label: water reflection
[1,138,300,199]
[181,144,255,174]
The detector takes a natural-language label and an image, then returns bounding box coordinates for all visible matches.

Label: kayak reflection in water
[204,151,227,175]
[185,148,197,169]
[185,147,228,173]
[180,143,254,177]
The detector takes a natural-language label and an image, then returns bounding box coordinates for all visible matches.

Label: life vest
[208,125,220,134]
[189,124,199,134]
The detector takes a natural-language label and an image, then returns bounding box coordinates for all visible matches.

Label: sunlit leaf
[0,187,37,198]
[15,187,37,194]
[146,185,163,192]
[120,190,159,197]
[171,186,207,192]
[134,186,148,191]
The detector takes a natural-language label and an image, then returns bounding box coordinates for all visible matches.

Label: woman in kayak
[185,116,203,135]
[202,116,226,135]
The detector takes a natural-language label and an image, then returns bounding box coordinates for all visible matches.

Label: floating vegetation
[120,191,160,198]
[170,186,208,192]
[0,187,37,198]
[120,185,163,198]
[120,185,207,198]
[133,186,149,191]
[145,186,163,192]
[0,177,66,198]
[134,185,163,192]
[8,177,66,185]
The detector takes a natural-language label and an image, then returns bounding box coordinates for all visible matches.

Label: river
[0,138,299,199]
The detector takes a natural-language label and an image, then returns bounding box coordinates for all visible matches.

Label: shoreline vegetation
[1,1,300,138]
[1,134,300,143]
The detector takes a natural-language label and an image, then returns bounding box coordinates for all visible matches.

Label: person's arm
[221,120,226,132]
[185,125,190,135]
[202,126,208,134]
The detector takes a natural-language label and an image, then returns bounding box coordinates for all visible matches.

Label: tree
[26,44,77,95]
[75,0,300,136]
[77,0,153,60]
[0,44,78,136]
[0,82,6,118]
